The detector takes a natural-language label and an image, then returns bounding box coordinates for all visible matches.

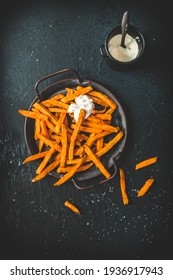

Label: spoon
[120,11,129,48]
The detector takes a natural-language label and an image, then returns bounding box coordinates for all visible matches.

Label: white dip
[108,33,139,62]
[68,94,95,122]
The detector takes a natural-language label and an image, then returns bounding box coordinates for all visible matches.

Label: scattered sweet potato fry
[119,168,129,205]
[137,178,154,197]
[64,201,80,214]
[135,157,158,170]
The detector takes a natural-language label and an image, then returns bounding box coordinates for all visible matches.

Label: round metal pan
[24,68,127,189]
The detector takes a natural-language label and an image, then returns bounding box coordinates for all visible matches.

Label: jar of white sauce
[108,33,139,62]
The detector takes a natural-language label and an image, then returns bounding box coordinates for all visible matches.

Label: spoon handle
[121,11,129,48]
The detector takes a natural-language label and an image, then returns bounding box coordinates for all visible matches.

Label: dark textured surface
[0,0,172,260]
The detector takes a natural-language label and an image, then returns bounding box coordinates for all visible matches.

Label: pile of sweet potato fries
[19,85,124,187]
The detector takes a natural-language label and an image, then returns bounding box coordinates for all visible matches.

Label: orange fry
[41,99,69,109]
[83,120,119,133]
[60,124,68,168]
[64,201,80,214]
[55,112,66,133]
[34,118,41,140]
[96,137,104,152]
[18,109,48,123]
[54,156,85,186]
[71,124,102,134]
[84,145,110,179]
[137,179,154,197]
[135,157,158,170]
[119,168,129,205]
[58,162,93,173]
[96,130,124,157]
[32,156,61,182]
[88,96,108,107]
[40,119,50,139]
[48,108,67,113]
[33,102,58,125]
[89,91,117,110]
[22,150,48,164]
[47,93,64,101]
[37,133,62,152]
[36,147,55,174]
[95,114,112,121]
[68,109,85,160]
[60,86,93,103]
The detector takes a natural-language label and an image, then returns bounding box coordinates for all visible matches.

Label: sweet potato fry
[60,85,93,103]
[18,109,49,123]
[34,118,41,140]
[41,99,69,109]
[137,178,154,197]
[96,130,124,157]
[68,109,85,160]
[22,150,48,164]
[55,112,66,133]
[38,138,44,152]
[45,93,64,101]
[37,133,62,152]
[96,137,104,152]
[84,145,110,179]
[135,157,158,170]
[32,156,61,182]
[58,162,93,173]
[88,91,117,110]
[95,113,112,121]
[60,124,68,168]
[92,107,107,114]
[36,147,56,174]
[48,108,67,113]
[40,119,50,139]
[54,156,85,186]
[71,124,103,134]
[88,96,108,107]
[33,102,58,125]
[82,120,120,133]
[119,168,129,205]
[106,108,115,115]
[64,201,80,214]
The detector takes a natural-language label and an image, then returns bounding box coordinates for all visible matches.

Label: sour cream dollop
[68,94,95,122]
[108,33,139,62]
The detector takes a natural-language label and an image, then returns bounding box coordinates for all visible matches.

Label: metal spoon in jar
[120,11,129,48]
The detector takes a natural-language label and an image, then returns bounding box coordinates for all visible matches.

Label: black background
[0,0,172,260]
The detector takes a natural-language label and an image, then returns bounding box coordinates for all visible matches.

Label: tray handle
[35,68,83,101]
[71,158,118,190]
